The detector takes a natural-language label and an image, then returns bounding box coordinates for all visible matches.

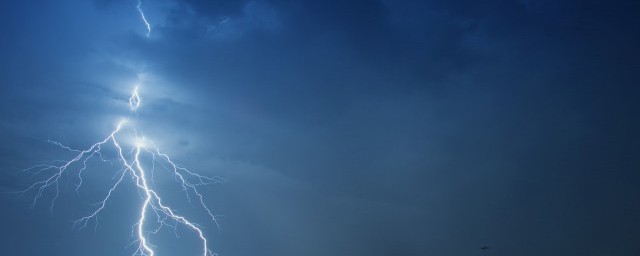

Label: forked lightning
[21,87,221,256]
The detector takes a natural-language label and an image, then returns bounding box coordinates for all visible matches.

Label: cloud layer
[0,0,639,255]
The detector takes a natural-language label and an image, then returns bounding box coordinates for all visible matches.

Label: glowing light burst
[137,0,152,37]
[130,86,141,111]
[20,88,222,256]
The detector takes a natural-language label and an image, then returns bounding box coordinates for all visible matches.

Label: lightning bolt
[20,87,222,256]
[130,86,141,111]
[137,0,152,37]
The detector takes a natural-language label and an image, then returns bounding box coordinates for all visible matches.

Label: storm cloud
[1,0,639,255]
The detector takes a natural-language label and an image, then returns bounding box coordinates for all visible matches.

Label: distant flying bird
[480,246,490,250]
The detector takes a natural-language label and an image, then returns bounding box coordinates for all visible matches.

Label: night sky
[1,0,639,255]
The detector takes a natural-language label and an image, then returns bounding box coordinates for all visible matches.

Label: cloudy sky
[0,0,639,255]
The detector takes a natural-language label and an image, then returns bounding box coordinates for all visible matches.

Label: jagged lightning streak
[137,0,152,37]
[20,88,221,256]
[130,86,141,111]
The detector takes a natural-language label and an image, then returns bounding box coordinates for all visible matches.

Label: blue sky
[0,0,639,255]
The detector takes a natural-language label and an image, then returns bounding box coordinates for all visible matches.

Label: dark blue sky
[1,0,639,255]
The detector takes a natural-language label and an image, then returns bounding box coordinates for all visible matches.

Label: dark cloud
[1,0,639,255]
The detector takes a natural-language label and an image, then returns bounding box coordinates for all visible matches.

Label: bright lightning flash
[137,0,152,37]
[130,86,141,111]
[20,88,221,256]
